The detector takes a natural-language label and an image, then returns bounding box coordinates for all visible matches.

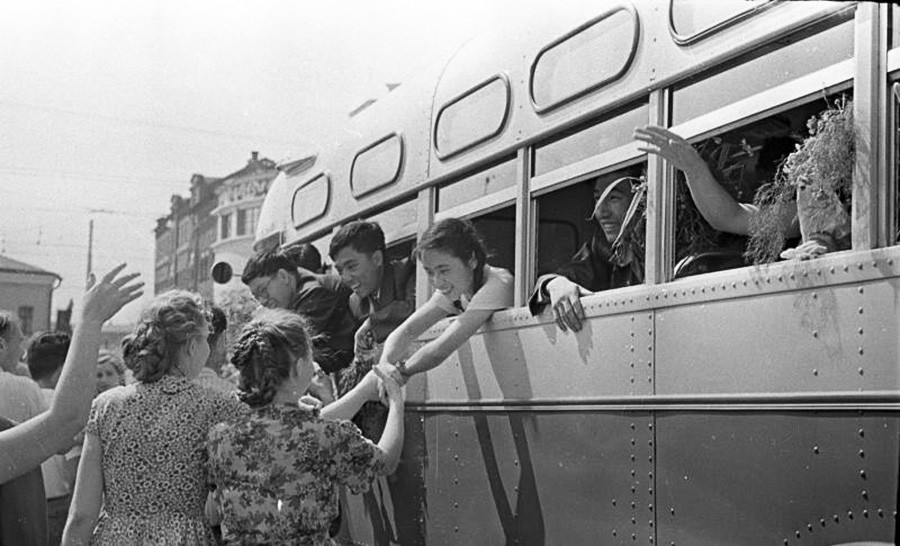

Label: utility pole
[86,218,94,288]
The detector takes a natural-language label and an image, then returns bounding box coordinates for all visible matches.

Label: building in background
[210,151,283,297]
[0,254,60,336]
[153,174,223,299]
[154,151,300,300]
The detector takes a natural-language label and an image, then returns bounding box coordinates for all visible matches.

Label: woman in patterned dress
[63,290,247,545]
[206,308,405,545]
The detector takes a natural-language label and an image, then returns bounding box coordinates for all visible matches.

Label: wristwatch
[393,360,409,385]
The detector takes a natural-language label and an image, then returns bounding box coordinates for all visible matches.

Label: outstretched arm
[0,264,142,485]
[321,371,380,421]
[383,306,496,379]
[373,367,404,474]
[634,125,758,235]
[379,299,448,369]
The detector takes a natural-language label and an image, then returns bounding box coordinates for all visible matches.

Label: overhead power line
[0,98,304,146]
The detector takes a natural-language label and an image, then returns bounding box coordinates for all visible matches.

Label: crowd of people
[0,123,834,544]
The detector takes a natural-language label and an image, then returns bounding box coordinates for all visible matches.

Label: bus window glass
[470,205,517,275]
[435,76,509,158]
[437,156,517,212]
[892,4,900,50]
[531,7,638,111]
[351,134,403,197]
[669,0,770,43]
[291,174,330,228]
[534,163,647,290]
[672,20,853,126]
[533,101,648,177]
[368,199,418,244]
[671,92,853,279]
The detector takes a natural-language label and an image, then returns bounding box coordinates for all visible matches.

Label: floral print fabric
[207,404,386,545]
[86,375,246,545]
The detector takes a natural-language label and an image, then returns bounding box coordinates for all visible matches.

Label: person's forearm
[376,399,404,474]
[321,382,369,421]
[399,341,450,377]
[680,158,753,235]
[380,328,414,366]
[50,319,104,437]
[61,512,96,545]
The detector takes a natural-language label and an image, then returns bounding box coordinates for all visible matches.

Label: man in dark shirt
[529,167,644,333]
[0,416,48,546]
[329,221,415,413]
[328,220,423,545]
[242,249,359,377]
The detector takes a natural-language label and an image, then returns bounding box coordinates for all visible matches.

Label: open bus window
[534,163,647,292]
[672,92,854,278]
[469,205,517,276]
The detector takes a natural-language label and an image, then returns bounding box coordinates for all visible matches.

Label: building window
[17,306,33,337]
[237,209,248,236]
[221,213,231,240]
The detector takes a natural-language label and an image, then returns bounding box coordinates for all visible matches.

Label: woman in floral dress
[206,308,405,545]
[63,290,247,545]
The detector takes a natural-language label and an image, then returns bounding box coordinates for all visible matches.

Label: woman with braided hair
[63,290,247,545]
[206,308,403,544]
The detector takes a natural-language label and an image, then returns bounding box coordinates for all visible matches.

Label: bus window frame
[291,172,331,229]
[889,53,900,245]
[659,57,855,280]
[668,0,776,46]
[433,74,512,161]
[529,3,639,115]
[350,132,405,199]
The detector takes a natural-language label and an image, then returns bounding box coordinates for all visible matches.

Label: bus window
[434,76,510,159]
[291,174,330,228]
[532,100,648,177]
[534,163,647,291]
[672,93,853,278]
[669,0,771,44]
[350,133,403,198]
[530,4,638,112]
[672,19,853,126]
[469,204,517,275]
[437,156,517,212]
[892,4,900,50]
[368,198,418,245]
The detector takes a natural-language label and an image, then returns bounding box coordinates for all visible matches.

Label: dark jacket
[348,258,416,344]
[528,229,641,315]
[289,268,360,374]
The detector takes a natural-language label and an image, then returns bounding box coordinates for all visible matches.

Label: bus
[252,1,899,544]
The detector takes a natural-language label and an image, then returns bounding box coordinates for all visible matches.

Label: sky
[0,0,524,326]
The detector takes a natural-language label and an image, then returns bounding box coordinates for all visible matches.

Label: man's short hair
[329,221,385,258]
[26,331,71,381]
[0,311,14,341]
[241,249,298,285]
[284,243,322,273]
[208,305,227,347]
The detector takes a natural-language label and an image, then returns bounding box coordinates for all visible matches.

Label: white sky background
[0,0,528,326]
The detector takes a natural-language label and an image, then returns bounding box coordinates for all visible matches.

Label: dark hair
[25,331,70,381]
[241,249,298,285]
[122,290,208,383]
[208,305,227,348]
[0,311,14,341]
[231,308,313,407]
[284,243,323,273]
[416,217,489,291]
[329,221,385,258]
[757,136,798,180]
